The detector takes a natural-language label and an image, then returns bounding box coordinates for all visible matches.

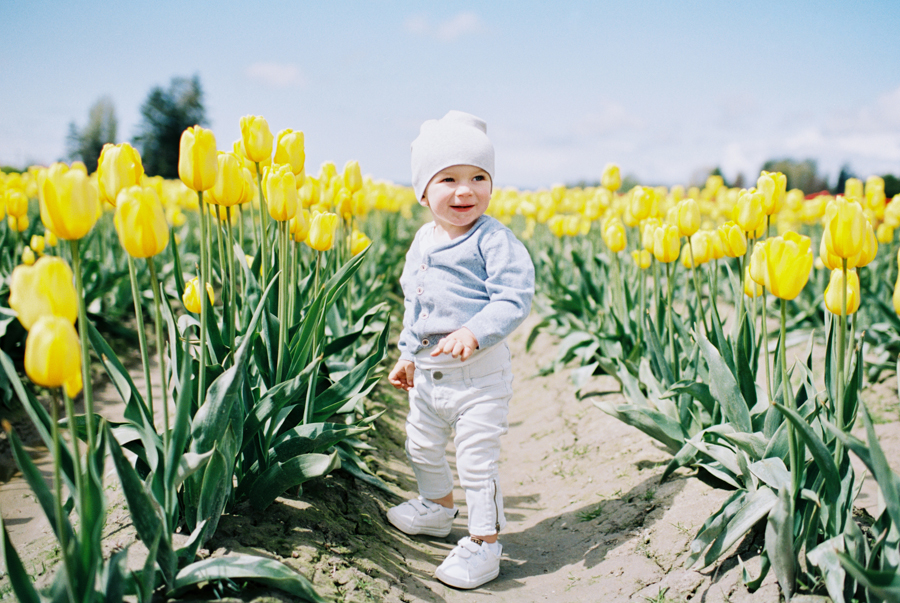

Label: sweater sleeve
[397,231,421,362]
[462,228,535,349]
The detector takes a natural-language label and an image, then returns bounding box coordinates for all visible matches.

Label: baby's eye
[441,177,455,183]
[473,175,486,181]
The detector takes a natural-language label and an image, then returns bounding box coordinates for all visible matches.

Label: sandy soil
[1,314,899,602]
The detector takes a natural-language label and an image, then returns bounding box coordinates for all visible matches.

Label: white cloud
[577,102,644,137]
[404,12,485,42]
[245,62,305,89]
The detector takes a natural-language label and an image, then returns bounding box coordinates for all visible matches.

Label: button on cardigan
[398,215,535,362]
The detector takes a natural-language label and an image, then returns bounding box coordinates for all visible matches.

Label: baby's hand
[431,327,479,361]
[389,359,416,391]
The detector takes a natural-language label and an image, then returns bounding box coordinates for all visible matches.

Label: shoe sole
[386,511,452,538]
[434,565,500,589]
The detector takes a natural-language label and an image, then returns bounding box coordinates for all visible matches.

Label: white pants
[405,343,513,536]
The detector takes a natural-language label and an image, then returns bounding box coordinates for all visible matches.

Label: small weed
[644,586,676,603]
[577,504,604,522]
[565,572,580,592]
[670,521,693,535]
[642,488,656,502]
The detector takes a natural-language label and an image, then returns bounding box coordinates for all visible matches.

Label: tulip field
[0,118,899,602]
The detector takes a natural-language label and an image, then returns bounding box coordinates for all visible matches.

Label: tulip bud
[744,267,763,298]
[9,256,78,330]
[734,190,765,233]
[44,229,58,247]
[22,246,35,265]
[39,162,100,240]
[764,232,813,300]
[208,152,252,207]
[548,215,565,238]
[824,197,865,259]
[306,211,340,251]
[690,231,711,265]
[263,164,299,221]
[29,234,45,255]
[652,224,680,263]
[601,163,621,192]
[718,221,747,258]
[274,129,306,177]
[824,268,860,315]
[632,248,652,269]
[9,215,28,232]
[240,115,274,163]
[343,160,363,194]
[290,209,311,243]
[97,143,144,206]
[182,277,214,314]
[894,273,900,316]
[641,218,660,250]
[350,229,371,255]
[749,241,767,287]
[114,185,169,258]
[630,186,651,221]
[24,315,82,390]
[675,198,700,237]
[335,188,353,220]
[877,223,894,245]
[844,178,863,201]
[852,220,877,268]
[5,188,28,218]
[757,171,786,216]
[602,221,626,253]
[178,126,218,192]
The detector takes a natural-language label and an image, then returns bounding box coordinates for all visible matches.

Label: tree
[132,75,208,178]
[66,96,118,173]
[760,158,829,194]
[834,164,856,195]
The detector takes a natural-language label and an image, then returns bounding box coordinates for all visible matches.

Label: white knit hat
[410,110,494,200]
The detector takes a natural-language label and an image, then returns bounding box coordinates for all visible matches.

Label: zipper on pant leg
[493,479,500,534]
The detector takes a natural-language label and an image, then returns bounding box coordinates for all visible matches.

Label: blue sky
[2,0,899,189]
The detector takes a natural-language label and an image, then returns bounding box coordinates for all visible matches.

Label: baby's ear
[418,196,430,207]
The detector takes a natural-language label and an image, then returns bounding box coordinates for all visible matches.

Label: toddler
[387,110,535,589]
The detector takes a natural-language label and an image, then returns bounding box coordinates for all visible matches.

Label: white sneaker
[434,537,502,589]
[387,497,457,537]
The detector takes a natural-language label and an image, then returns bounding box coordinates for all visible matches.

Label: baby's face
[422,165,492,238]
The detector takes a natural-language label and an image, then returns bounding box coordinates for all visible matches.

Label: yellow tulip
[877,223,894,245]
[22,246,35,266]
[9,215,28,232]
[632,248,652,269]
[844,178,863,201]
[274,129,306,177]
[894,273,900,316]
[97,143,144,206]
[306,211,340,251]
[764,232,813,300]
[9,256,78,330]
[114,185,169,258]
[641,218,660,249]
[29,234,45,254]
[709,229,726,261]
[233,139,271,176]
[350,229,371,255]
[24,315,81,390]
[652,224,680,263]
[824,197,865,259]
[178,126,218,192]
[5,188,28,218]
[182,277,214,314]
[749,241,768,286]
[630,186,651,221]
[343,160,363,194]
[239,115,274,163]
[291,209,311,243]
[675,198,700,237]
[853,220,877,268]
[298,176,321,209]
[548,215,565,238]
[602,221,626,253]
[208,152,252,207]
[742,267,762,298]
[44,230,58,247]
[39,162,100,240]
[734,190,765,233]
[335,188,352,220]
[757,171,786,216]
[263,164,298,221]
[824,268,860,315]
[718,221,747,258]
[601,163,621,192]
[690,230,712,265]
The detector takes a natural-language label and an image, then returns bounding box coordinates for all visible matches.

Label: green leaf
[273,423,371,461]
[0,517,41,603]
[764,485,796,600]
[594,401,684,454]
[688,490,746,566]
[807,536,846,603]
[88,321,153,431]
[165,330,195,491]
[749,458,791,491]
[836,550,900,602]
[336,445,397,496]
[701,487,777,568]
[249,451,341,510]
[172,555,326,602]
[774,402,841,502]
[196,448,229,542]
[697,330,752,433]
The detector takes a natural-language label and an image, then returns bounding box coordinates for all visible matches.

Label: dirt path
[2,315,899,602]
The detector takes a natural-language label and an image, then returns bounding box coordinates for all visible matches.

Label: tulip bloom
[894,273,900,316]
[29,235,45,255]
[689,231,711,265]
[9,215,28,232]
[350,229,371,255]
[291,209,311,243]
[183,278,214,314]
[603,221,626,253]
[675,198,700,237]
[632,249,652,269]
[844,178,863,201]
[652,224,680,263]
[343,160,363,194]
[853,220,878,268]
[208,152,252,207]
[824,268,860,315]
[97,143,144,206]
[757,171,786,216]
[39,162,100,240]
[178,126,218,192]
[601,163,621,192]
[306,211,340,251]
[764,232,813,300]
[823,197,865,259]
[24,315,82,391]
[9,256,79,330]
[749,241,767,286]
[240,115,274,163]
[630,186,651,221]
[734,191,765,233]
[744,267,763,298]
[5,188,28,218]
[718,221,747,258]
[274,129,306,177]
[22,246,35,265]
[263,164,299,221]
[114,185,169,258]
[877,223,894,245]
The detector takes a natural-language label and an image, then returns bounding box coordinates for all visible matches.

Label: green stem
[197,191,209,403]
[688,240,707,335]
[127,255,154,421]
[781,299,800,499]
[147,259,169,448]
[51,391,77,603]
[762,288,773,402]
[737,234,749,330]
[256,163,270,285]
[666,261,677,380]
[226,209,237,353]
[653,259,660,338]
[61,389,84,520]
[69,239,95,454]
[314,250,322,293]
[276,221,287,383]
[837,259,847,430]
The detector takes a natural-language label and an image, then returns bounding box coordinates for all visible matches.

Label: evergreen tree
[66,96,118,173]
[133,75,208,178]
